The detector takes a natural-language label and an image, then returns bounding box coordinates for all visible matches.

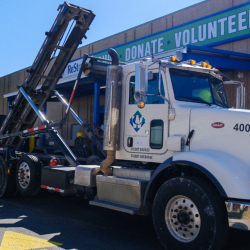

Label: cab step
[89,199,138,215]
[91,168,153,213]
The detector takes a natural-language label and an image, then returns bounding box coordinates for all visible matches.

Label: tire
[0,156,17,198]
[16,154,42,196]
[152,177,229,250]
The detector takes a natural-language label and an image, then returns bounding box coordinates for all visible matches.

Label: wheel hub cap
[18,162,30,188]
[165,195,201,243]
[177,211,190,225]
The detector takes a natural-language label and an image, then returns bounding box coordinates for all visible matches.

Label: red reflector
[50,157,59,167]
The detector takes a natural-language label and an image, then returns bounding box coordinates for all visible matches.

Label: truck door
[123,69,169,160]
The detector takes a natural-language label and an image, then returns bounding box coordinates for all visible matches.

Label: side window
[150,120,163,149]
[129,73,165,104]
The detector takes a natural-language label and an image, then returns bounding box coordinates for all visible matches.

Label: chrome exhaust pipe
[100,49,122,175]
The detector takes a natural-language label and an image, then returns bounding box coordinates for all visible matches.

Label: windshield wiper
[177,96,212,106]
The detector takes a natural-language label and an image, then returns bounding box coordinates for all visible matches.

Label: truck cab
[118,56,237,163]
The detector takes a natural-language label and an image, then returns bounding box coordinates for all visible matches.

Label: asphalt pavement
[0,190,249,250]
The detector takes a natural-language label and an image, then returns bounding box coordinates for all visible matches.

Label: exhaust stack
[100,49,122,175]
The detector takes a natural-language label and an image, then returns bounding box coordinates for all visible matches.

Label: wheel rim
[18,162,30,188]
[165,195,201,243]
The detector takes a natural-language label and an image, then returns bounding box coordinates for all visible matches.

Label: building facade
[1,0,250,144]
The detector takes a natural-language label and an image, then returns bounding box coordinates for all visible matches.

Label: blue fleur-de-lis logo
[130,111,145,132]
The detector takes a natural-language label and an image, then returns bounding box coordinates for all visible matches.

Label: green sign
[92,3,250,62]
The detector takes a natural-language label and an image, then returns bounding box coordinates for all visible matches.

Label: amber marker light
[201,62,207,67]
[171,56,177,62]
[190,60,196,65]
[7,169,10,174]
[206,65,213,69]
[137,100,145,109]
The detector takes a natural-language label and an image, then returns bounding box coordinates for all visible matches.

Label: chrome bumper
[226,200,250,231]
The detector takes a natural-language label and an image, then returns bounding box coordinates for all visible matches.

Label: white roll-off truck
[0,2,249,250]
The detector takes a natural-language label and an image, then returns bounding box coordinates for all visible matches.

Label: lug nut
[188,225,192,229]
[174,209,178,212]
[190,219,194,222]
[184,207,188,210]
[178,206,183,209]
[173,215,177,218]
[183,228,188,232]
[178,227,182,230]
[174,222,178,225]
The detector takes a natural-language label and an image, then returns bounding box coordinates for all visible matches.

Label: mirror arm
[159,95,171,106]
[139,91,171,106]
[157,61,171,106]
[158,61,162,95]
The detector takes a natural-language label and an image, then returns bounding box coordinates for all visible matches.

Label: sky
[0,0,204,77]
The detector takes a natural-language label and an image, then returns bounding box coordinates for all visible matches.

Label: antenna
[151,48,154,60]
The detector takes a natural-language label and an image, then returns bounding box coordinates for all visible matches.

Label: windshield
[169,68,228,108]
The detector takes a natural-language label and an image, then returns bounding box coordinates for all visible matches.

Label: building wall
[2,0,250,95]
[0,0,250,140]
[42,94,105,141]
[224,70,250,108]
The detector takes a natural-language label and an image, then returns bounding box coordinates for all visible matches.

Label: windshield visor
[169,68,228,108]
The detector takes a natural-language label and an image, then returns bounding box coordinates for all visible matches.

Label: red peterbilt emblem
[211,122,225,128]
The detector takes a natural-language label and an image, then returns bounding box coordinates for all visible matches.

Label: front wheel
[152,177,229,250]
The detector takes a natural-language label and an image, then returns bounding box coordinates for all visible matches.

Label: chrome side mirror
[223,81,245,109]
[134,63,148,107]
[135,63,148,95]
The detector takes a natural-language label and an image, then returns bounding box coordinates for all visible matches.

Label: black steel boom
[0,2,95,166]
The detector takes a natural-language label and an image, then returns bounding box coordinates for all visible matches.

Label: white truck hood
[190,107,250,166]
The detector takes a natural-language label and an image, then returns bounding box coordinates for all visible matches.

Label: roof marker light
[201,62,207,67]
[190,60,196,65]
[171,56,177,62]
[206,65,213,69]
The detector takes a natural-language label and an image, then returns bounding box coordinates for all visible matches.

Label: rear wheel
[16,154,41,196]
[152,177,229,250]
[0,156,17,198]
